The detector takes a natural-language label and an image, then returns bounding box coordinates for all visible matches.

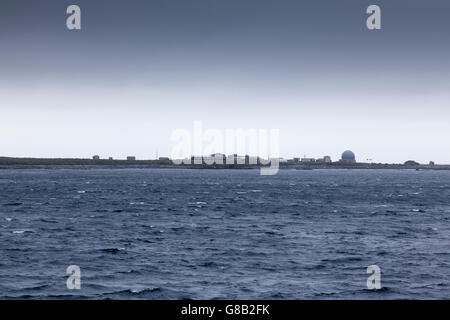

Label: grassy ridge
[0,157,170,166]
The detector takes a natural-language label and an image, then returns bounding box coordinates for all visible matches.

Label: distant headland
[1,150,449,170]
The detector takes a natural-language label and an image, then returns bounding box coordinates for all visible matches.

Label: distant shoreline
[1,157,449,170]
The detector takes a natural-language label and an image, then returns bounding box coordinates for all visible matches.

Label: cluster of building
[294,156,332,164]
[91,150,358,165]
[89,151,441,167]
[92,155,136,161]
[286,150,355,164]
[104,151,352,164]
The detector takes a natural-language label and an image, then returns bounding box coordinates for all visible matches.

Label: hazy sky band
[0,0,449,163]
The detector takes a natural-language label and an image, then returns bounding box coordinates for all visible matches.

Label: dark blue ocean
[1,169,449,299]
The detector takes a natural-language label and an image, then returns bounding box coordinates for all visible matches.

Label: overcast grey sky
[0,0,449,163]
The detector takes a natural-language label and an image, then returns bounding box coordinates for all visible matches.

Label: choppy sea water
[1,168,449,299]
